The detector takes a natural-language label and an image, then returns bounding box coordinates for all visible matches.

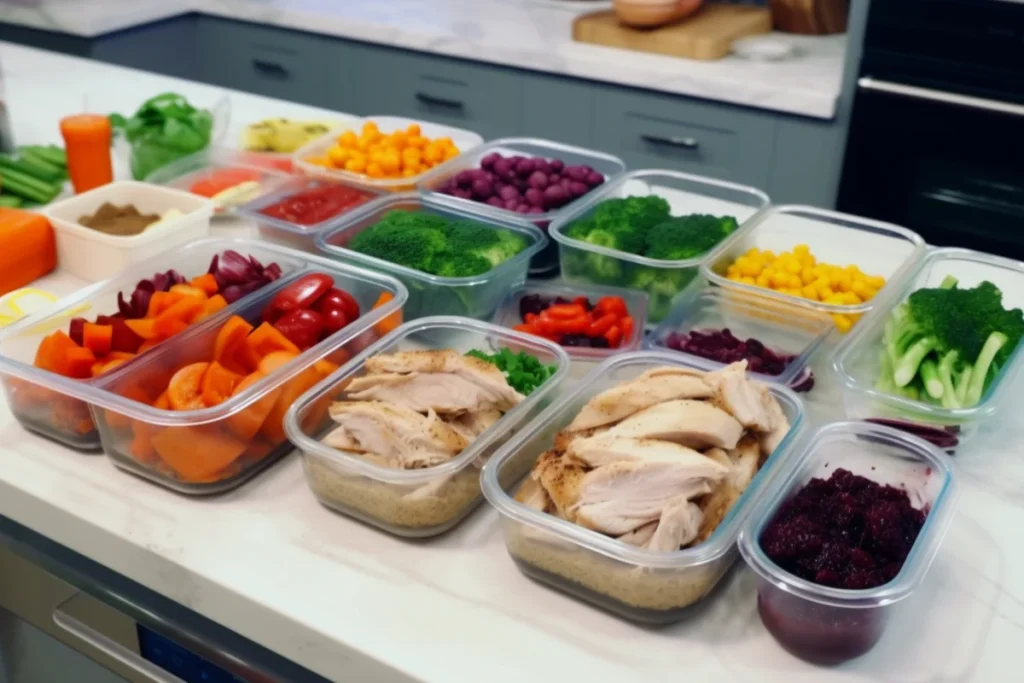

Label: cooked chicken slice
[533,450,587,520]
[636,366,707,381]
[348,372,504,415]
[696,436,762,543]
[570,435,717,469]
[706,361,777,432]
[617,522,657,547]
[566,374,713,432]
[514,476,552,512]
[553,425,606,453]
[757,385,791,456]
[321,425,366,453]
[364,350,523,410]
[443,407,503,440]
[604,399,743,450]
[645,499,703,552]
[329,401,468,469]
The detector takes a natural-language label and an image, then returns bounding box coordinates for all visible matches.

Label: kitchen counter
[0,0,846,119]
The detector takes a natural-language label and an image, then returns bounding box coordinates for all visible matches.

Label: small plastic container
[737,421,956,664]
[646,287,833,391]
[43,181,216,283]
[285,316,570,537]
[481,351,805,624]
[90,257,407,495]
[417,138,626,276]
[293,115,484,193]
[831,247,1024,447]
[0,238,310,451]
[316,193,547,321]
[550,170,770,325]
[236,176,384,252]
[143,147,292,215]
[702,205,927,331]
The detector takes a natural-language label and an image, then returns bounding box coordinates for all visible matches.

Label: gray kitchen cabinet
[520,74,597,148]
[769,115,845,207]
[92,16,199,81]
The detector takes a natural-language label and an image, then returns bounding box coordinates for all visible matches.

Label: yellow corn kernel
[843,291,862,305]
[832,314,853,333]
[851,280,871,299]
[801,285,820,301]
[799,266,816,285]
[866,275,886,290]
[784,259,803,275]
[762,250,777,262]
[825,293,846,305]
[832,271,853,293]
[793,243,810,254]
[739,260,762,277]
[785,274,801,289]
[728,274,743,282]
[771,272,790,289]
[740,276,757,285]
[756,273,772,288]
[819,286,835,300]
[727,266,740,278]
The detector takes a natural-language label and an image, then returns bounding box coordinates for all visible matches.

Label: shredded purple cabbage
[207,250,282,303]
[116,269,186,319]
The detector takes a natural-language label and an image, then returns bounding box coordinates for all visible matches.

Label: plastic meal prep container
[89,255,407,495]
[831,247,1024,448]
[702,205,927,332]
[284,316,570,537]
[0,238,311,451]
[737,421,956,664]
[43,180,216,283]
[550,170,770,325]
[237,176,385,253]
[646,287,833,391]
[293,115,484,193]
[316,193,547,321]
[417,138,626,276]
[480,350,806,624]
[143,147,292,215]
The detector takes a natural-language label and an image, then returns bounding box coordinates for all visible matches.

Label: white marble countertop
[0,0,846,119]
[2,41,1020,683]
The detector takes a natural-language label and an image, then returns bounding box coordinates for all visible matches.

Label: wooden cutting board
[572,5,773,60]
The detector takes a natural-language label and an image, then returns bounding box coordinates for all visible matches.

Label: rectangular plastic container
[237,176,384,252]
[831,247,1024,448]
[143,147,293,215]
[417,138,626,276]
[550,170,770,325]
[702,205,927,332]
[293,115,484,193]
[0,238,311,451]
[646,287,833,392]
[43,181,216,283]
[316,193,547,321]
[90,257,407,495]
[285,316,570,537]
[480,351,805,624]
[737,421,956,665]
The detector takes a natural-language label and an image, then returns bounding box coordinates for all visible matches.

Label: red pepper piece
[545,303,587,320]
[594,296,628,319]
[604,324,623,348]
[621,315,635,342]
[586,313,618,337]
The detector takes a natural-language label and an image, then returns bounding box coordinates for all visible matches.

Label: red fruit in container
[313,287,360,333]
[263,273,334,322]
[273,309,326,350]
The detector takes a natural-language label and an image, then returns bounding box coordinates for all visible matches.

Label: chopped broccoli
[644,214,739,261]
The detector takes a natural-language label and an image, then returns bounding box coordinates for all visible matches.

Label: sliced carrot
[197,294,228,321]
[153,391,171,410]
[146,291,185,318]
[190,273,219,296]
[154,297,205,337]
[167,362,210,411]
[314,359,341,377]
[261,365,323,445]
[82,323,113,357]
[372,292,402,335]
[106,385,152,431]
[233,340,263,374]
[33,331,79,375]
[213,316,254,366]
[151,425,248,482]
[200,361,244,407]
[129,433,158,464]
[244,438,276,463]
[257,350,299,376]
[106,351,137,362]
[137,338,162,353]
[124,318,159,340]
[64,346,96,379]
[91,357,127,378]
[246,322,301,359]
[170,283,209,300]
[225,372,281,440]
[91,361,107,377]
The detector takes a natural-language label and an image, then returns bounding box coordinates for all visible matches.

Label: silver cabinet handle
[858,77,1024,118]
[415,92,465,110]
[52,593,185,683]
[252,59,290,79]
[641,134,699,150]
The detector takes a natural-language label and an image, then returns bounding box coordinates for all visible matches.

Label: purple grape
[485,196,504,207]
[455,170,476,188]
[471,177,493,199]
[586,171,605,187]
[549,159,565,173]
[499,185,521,202]
[527,171,548,190]
[524,187,544,206]
[480,152,501,170]
[568,181,590,197]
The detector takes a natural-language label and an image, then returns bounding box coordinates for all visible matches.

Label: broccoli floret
[444,220,526,267]
[627,265,696,322]
[349,216,447,272]
[564,196,670,256]
[644,214,739,261]
[476,229,529,267]
[427,250,493,277]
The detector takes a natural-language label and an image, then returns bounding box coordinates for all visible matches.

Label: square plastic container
[143,147,293,215]
[285,316,570,537]
[550,170,770,325]
[417,138,626,276]
[0,238,313,451]
[293,115,484,193]
[737,421,956,664]
[90,257,407,495]
[316,193,547,321]
[702,205,927,331]
[646,287,833,391]
[480,351,805,624]
[236,176,384,252]
[831,247,1024,448]
[43,181,216,283]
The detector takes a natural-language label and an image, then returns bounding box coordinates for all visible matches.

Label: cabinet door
[594,87,776,188]
[521,75,597,149]
[92,16,199,80]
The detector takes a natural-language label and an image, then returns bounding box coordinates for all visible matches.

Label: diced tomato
[258,184,374,226]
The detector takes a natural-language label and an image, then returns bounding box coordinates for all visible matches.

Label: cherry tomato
[263,273,334,323]
[273,309,326,350]
[319,307,351,335]
[313,288,360,324]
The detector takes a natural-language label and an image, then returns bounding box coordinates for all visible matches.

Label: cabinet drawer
[594,89,776,188]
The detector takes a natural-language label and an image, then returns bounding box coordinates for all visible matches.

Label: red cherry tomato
[313,288,360,324]
[273,309,327,350]
[263,273,334,323]
[319,307,351,335]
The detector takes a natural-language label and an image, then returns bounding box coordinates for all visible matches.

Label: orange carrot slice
[151,425,248,482]
[154,297,205,337]
[257,350,299,376]
[167,362,209,411]
[213,316,254,367]
[197,294,228,321]
[261,365,323,445]
[246,322,301,359]
[64,346,97,379]
[190,273,219,296]
[200,361,244,407]
[146,291,185,318]
[125,318,159,340]
[372,292,402,335]
[225,372,281,440]
[33,331,79,374]
[82,323,113,357]
[169,283,209,300]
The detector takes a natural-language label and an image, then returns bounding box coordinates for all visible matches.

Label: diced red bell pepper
[586,313,618,338]
[544,303,587,320]
[621,315,635,342]
[594,296,628,319]
[604,324,623,348]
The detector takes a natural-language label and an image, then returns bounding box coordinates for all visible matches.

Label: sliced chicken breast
[757,385,791,456]
[617,522,658,547]
[348,372,502,415]
[604,399,744,450]
[443,407,503,441]
[329,401,468,469]
[566,374,713,432]
[636,366,707,382]
[364,350,523,410]
[570,435,718,470]
[696,436,761,543]
[321,425,366,453]
[514,476,552,512]
[533,450,587,519]
[645,499,703,552]
[706,361,776,432]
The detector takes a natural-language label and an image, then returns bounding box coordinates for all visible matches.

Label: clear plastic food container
[831,247,1024,448]
[285,316,570,537]
[481,351,805,623]
[43,180,216,283]
[0,238,311,451]
[143,147,292,215]
[702,205,927,332]
[417,138,626,276]
[550,170,770,325]
[646,287,832,392]
[293,115,484,193]
[316,193,547,321]
[90,258,407,494]
[237,176,384,252]
[737,421,956,664]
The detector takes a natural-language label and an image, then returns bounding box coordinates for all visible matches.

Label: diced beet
[109,318,143,353]
[68,318,86,346]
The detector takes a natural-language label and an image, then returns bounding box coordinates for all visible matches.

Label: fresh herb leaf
[466,349,555,396]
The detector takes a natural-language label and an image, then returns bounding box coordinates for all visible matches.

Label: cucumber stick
[0,195,22,208]
[21,145,67,167]
[0,165,60,204]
